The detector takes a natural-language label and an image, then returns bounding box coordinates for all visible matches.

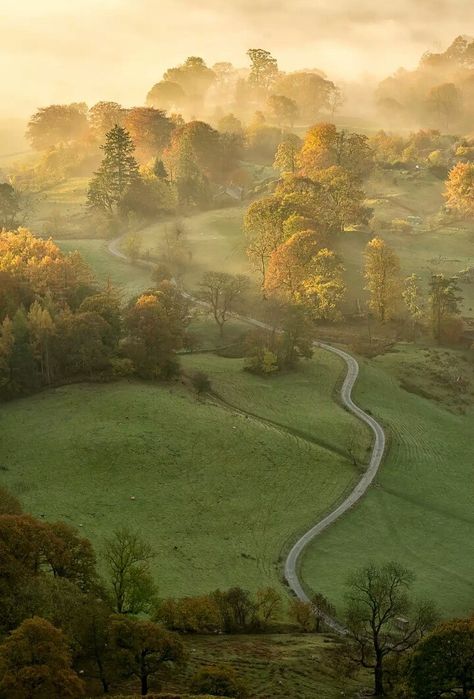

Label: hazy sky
[2,0,474,117]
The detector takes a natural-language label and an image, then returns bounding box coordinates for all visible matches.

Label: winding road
[107,234,386,633]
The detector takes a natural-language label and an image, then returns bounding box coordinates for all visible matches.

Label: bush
[190,666,248,698]
[110,357,135,377]
[156,595,222,633]
[391,218,413,234]
[190,371,212,395]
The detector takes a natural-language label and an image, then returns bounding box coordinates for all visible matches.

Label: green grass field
[131,207,249,288]
[0,356,360,597]
[58,238,153,299]
[301,344,474,618]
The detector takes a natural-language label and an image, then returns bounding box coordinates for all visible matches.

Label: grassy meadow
[301,344,474,617]
[3,163,473,618]
[0,360,360,597]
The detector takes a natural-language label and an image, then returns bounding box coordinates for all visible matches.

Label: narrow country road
[107,234,386,633]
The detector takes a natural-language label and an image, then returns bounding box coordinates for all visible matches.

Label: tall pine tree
[87,125,139,214]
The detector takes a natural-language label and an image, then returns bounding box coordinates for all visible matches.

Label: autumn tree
[0,616,84,698]
[312,165,371,233]
[244,196,286,289]
[428,273,462,342]
[267,94,299,127]
[265,229,323,300]
[298,123,373,181]
[110,617,185,696]
[87,125,139,215]
[123,107,173,162]
[426,82,461,130]
[163,56,215,112]
[122,283,188,378]
[274,71,338,122]
[103,529,157,615]
[403,616,474,699]
[247,48,279,93]
[344,562,438,697]
[198,272,249,337]
[364,237,401,321]
[146,81,186,112]
[88,101,125,140]
[28,300,55,384]
[402,274,425,340]
[273,134,302,174]
[26,103,89,150]
[444,161,474,217]
[0,183,21,229]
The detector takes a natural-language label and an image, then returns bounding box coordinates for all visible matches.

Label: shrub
[190,666,248,698]
[190,370,212,395]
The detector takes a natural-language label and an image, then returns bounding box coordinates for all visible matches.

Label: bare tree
[344,562,438,696]
[198,271,248,338]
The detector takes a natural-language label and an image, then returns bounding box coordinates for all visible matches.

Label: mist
[2,0,474,117]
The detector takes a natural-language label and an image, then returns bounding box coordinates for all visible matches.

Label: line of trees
[0,228,190,400]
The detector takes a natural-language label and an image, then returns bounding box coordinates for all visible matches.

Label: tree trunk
[140,668,148,696]
[374,660,384,696]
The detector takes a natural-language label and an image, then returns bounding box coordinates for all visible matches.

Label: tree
[123,232,142,262]
[0,487,22,516]
[428,273,462,342]
[312,165,371,233]
[267,94,299,127]
[344,562,438,696]
[404,616,474,699]
[273,134,302,174]
[444,162,474,217]
[0,616,84,698]
[298,123,373,181]
[364,237,401,322]
[103,529,156,615]
[123,107,173,162]
[274,72,338,122]
[198,272,249,337]
[28,300,55,384]
[244,197,286,289]
[87,125,139,215]
[190,666,247,698]
[402,274,425,341]
[426,82,461,130]
[42,521,97,592]
[26,104,89,150]
[110,617,185,696]
[163,56,215,112]
[123,284,188,378]
[0,183,21,229]
[88,101,125,140]
[247,49,278,93]
[265,229,324,301]
[146,81,186,111]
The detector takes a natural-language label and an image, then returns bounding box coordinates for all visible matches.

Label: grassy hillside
[301,344,474,618]
[0,362,359,597]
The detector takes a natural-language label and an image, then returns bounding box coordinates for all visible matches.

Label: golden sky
[1,0,474,116]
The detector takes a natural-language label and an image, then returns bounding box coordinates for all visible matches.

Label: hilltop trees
[247,48,279,94]
[364,237,401,321]
[344,562,438,697]
[87,125,139,215]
